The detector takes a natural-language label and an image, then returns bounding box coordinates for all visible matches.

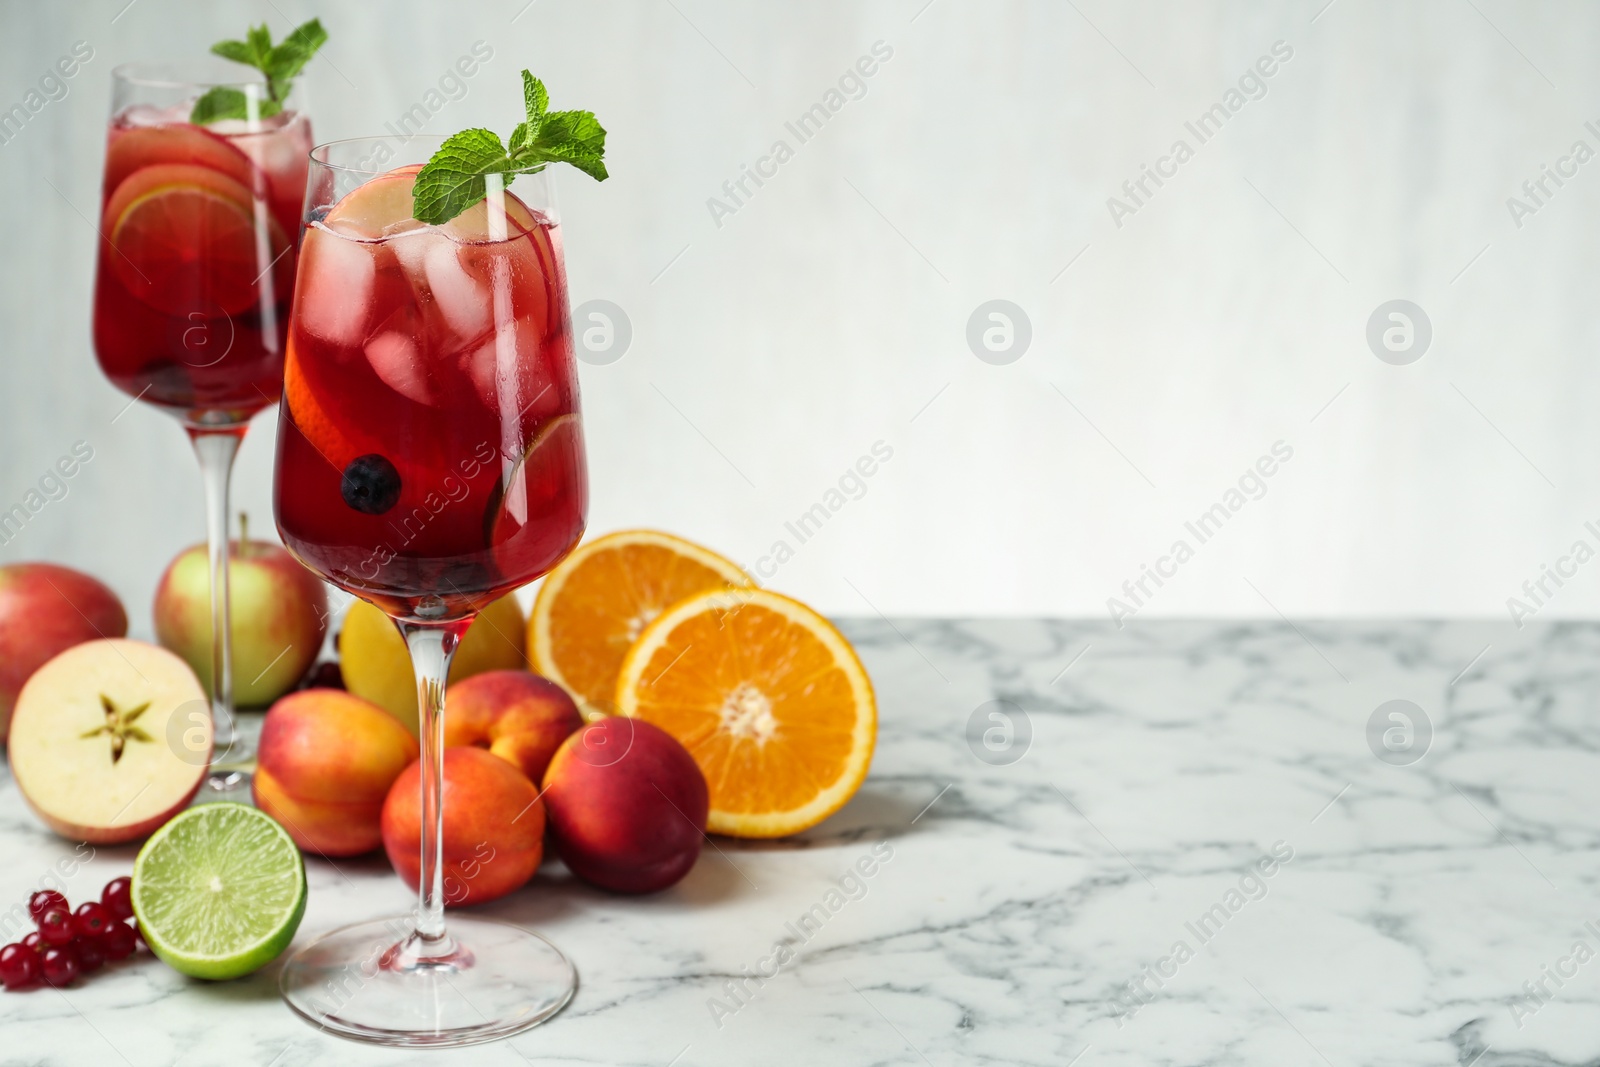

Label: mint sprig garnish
[190,18,327,125]
[411,70,607,225]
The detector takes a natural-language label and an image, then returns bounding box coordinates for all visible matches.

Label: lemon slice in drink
[131,802,307,980]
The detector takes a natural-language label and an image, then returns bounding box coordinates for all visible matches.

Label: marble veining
[1,618,1597,1066]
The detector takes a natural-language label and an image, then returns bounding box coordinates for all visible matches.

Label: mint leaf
[522,71,548,126]
[210,39,258,66]
[190,86,281,124]
[193,18,327,124]
[508,121,533,157]
[413,69,607,223]
[247,24,273,63]
[265,19,327,85]
[412,128,518,225]
[518,110,608,181]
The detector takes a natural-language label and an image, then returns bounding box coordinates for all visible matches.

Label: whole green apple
[154,534,329,708]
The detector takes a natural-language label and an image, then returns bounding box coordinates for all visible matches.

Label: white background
[1,0,1595,624]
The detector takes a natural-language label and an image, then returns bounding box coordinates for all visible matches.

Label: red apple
[8,639,209,843]
[253,689,418,856]
[542,717,707,894]
[443,670,583,783]
[381,747,544,907]
[154,528,329,707]
[0,563,127,743]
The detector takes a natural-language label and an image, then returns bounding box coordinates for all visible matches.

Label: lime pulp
[131,802,306,980]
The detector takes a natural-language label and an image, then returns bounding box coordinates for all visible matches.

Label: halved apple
[7,639,211,844]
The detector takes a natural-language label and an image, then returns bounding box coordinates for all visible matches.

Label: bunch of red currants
[0,878,145,989]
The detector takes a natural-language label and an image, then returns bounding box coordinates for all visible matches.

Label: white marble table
[2,619,1595,1066]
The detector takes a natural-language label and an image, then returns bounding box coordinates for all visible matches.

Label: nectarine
[444,670,582,782]
[542,717,707,894]
[253,689,418,856]
[382,747,545,906]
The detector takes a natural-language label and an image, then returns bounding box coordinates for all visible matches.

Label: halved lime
[131,802,306,980]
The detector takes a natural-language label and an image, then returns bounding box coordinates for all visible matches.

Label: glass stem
[187,428,244,760]
[400,619,471,944]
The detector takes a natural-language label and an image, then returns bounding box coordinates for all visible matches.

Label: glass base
[203,769,248,792]
[279,915,576,1048]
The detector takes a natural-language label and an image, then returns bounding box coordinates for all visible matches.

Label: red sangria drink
[93,66,312,421]
[274,75,607,1047]
[274,160,587,620]
[90,24,327,792]
[91,105,309,417]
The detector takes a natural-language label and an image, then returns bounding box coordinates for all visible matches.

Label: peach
[381,747,545,907]
[0,563,128,741]
[253,689,418,856]
[541,717,707,894]
[444,670,583,782]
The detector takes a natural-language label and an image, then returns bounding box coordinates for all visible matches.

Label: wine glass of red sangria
[272,134,587,1046]
[92,60,313,788]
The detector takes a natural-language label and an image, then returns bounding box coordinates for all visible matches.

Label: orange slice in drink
[103,123,260,195]
[282,337,363,472]
[529,530,750,718]
[106,163,285,317]
[615,588,876,838]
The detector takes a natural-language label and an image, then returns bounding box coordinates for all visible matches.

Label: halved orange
[615,588,876,838]
[529,530,750,718]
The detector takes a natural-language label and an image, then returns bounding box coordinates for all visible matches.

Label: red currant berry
[72,902,111,940]
[101,921,135,962]
[0,943,38,990]
[128,920,145,950]
[37,909,74,947]
[39,946,78,987]
[73,938,105,973]
[21,932,43,954]
[101,877,133,921]
[27,890,67,923]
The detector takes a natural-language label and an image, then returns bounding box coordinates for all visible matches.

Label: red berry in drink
[0,943,38,990]
[72,902,112,940]
[39,946,78,987]
[21,932,43,954]
[101,921,135,962]
[101,877,133,921]
[74,938,105,973]
[37,908,74,947]
[27,890,67,923]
